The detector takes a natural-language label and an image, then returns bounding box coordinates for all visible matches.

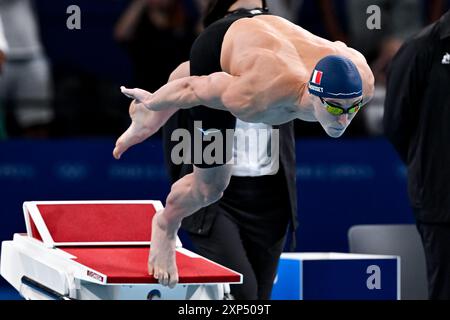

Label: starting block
[0,201,242,300]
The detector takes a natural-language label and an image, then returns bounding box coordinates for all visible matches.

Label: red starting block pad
[62,247,240,285]
[0,201,242,300]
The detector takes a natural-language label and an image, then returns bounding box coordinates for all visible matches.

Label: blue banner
[293,138,414,252]
[0,138,413,290]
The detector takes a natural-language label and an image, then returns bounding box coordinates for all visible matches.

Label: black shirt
[384,11,450,222]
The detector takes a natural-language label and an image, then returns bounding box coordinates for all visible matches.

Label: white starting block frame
[0,201,242,300]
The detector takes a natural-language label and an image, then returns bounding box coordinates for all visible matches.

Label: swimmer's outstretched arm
[120,71,236,113]
[120,69,303,125]
[121,49,309,125]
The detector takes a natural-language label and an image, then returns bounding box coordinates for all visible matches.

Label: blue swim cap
[308,55,363,99]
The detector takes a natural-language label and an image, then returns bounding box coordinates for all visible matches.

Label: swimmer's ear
[120,86,151,103]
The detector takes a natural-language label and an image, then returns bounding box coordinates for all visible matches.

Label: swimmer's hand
[113,86,176,159]
[148,210,179,288]
[120,86,152,106]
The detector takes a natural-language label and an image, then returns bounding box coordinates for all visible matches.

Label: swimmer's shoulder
[226,16,270,37]
[228,14,292,33]
[223,15,290,51]
[332,41,370,68]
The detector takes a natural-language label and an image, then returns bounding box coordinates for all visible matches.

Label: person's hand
[148,210,179,288]
[0,50,6,74]
[113,87,169,159]
[121,86,152,107]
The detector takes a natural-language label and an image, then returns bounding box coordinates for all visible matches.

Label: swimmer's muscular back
[219,15,374,123]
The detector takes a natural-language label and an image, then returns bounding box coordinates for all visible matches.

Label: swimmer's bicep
[189,71,238,110]
[223,65,301,122]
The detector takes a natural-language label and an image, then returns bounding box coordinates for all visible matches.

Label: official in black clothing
[384,10,450,300]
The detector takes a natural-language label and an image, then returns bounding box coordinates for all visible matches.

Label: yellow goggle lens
[326,105,344,116]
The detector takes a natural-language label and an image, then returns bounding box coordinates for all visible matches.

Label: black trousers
[188,206,288,300]
[416,220,450,300]
[188,175,290,300]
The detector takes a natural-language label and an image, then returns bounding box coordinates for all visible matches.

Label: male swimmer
[113,0,375,288]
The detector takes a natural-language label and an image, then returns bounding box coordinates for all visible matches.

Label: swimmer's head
[308,55,364,138]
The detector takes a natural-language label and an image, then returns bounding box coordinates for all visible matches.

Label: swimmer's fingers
[120,86,151,104]
[113,122,149,159]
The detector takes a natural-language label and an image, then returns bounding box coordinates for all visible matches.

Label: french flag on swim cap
[311,70,323,85]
